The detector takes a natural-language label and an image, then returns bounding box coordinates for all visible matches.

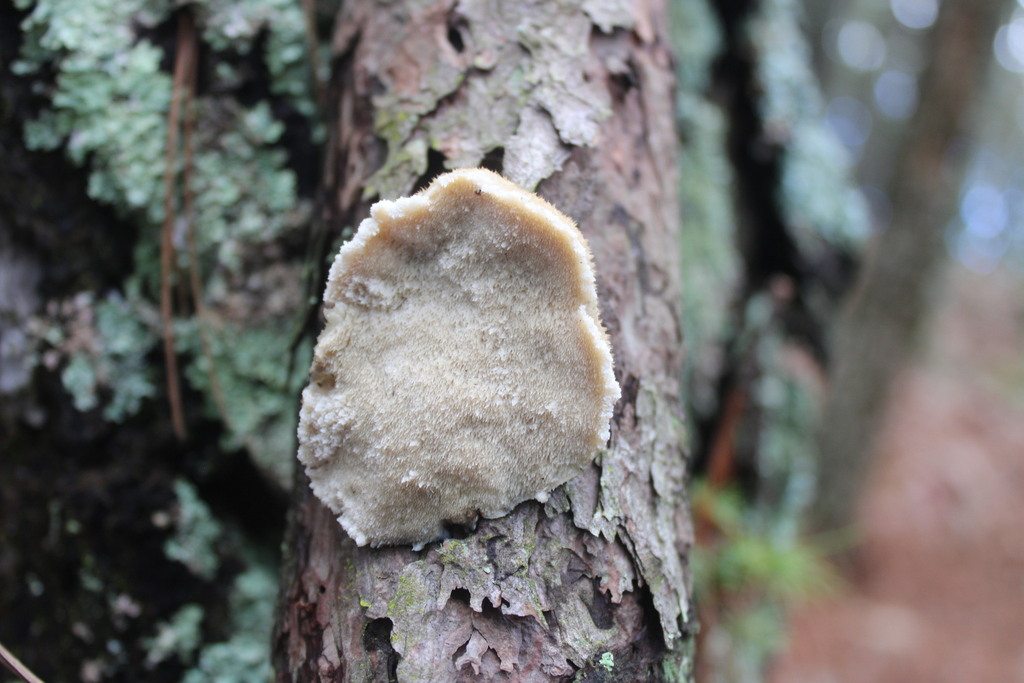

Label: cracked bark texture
[273,0,693,680]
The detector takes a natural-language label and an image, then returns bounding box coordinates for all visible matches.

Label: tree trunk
[272,0,694,680]
[811,0,1006,532]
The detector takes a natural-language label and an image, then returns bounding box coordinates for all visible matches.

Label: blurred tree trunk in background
[812,0,1006,532]
[672,0,867,680]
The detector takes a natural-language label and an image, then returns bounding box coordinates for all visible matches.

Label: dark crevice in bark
[541,609,558,635]
[635,581,668,655]
[449,588,473,605]
[442,518,474,541]
[607,58,640,103]
[144,7,211,95]
[412,147,449,193]
[711,0,848,360]
[479,145,505,175]
[446,15,468,54]
[200,447,288,541]
[485,534,509,574]
[614,373,640,426]
[683,0,767,478]
[363,618,400,682]
[586,578,615,629]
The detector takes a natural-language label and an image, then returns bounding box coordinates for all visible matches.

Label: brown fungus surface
[297,168,620,548]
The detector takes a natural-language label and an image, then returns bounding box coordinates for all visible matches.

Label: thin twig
[705,385,746,489]
[0,641,45,683]
[161,11,198,440]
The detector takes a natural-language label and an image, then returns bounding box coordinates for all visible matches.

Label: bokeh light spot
[890,0,938,30]
[874,70,918,119]
[826,96,874,151]
[837,20,888,72]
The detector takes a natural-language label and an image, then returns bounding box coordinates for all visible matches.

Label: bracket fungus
[297,168,620,548]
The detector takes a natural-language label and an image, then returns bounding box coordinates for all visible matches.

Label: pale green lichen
[144,604,205,667]
[669,0,722,94]
[17,0,170,219]
[196,0,315,116]
[61,354,100,413]
[751,330,820,540]
[58,293,158,422]
[385,571,437,649]
[142,562,276,679]
[190,101,300,262]
[17,0,316,486]
[779,124,869,255]
[164,479,223,581]
[79,565,104,593]
[182,562,276,683]
[598,651,615,672]
[677,100,739,424]
[746,0,869,258]
[181,324,312,487]
[671,0,740,430]
[665,636,697,683]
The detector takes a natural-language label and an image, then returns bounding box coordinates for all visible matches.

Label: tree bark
[273,0,693,680]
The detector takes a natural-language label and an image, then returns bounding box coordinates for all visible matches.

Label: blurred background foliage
[674,0,1017,679]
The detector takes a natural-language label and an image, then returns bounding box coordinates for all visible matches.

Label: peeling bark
[273,0,693,680]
